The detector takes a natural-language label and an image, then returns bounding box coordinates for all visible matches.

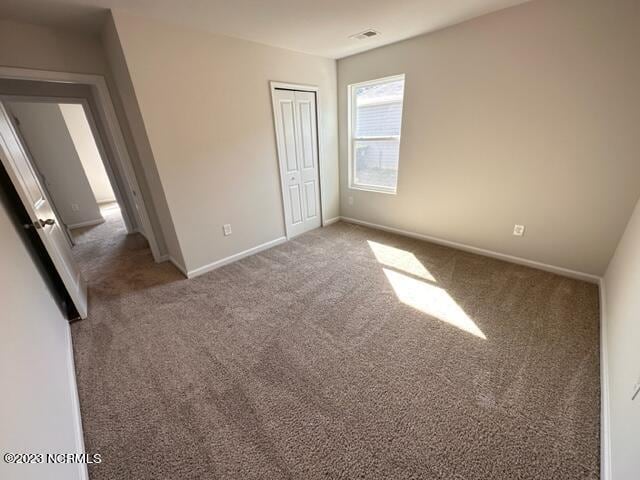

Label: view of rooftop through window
[350,75,405,193]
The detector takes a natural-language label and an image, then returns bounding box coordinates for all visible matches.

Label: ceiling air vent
[350,29,380,40]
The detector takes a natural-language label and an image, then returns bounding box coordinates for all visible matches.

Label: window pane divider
[353,135,400,141]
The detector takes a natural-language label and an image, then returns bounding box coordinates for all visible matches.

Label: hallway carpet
[70,214,600,480]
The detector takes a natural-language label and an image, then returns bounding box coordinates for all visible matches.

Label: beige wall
[0,19,106,75]
[0,19,176,257]
[8,101,103,228]
[110,10,339,273]
[603,195,640,480]
[60,103,116,204]
[337,0,640,276]
[0,189,84,480]
[101,14,184,266]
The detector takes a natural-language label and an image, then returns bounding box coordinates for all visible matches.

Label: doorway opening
[0,67,165,319]
[5,100,130,255]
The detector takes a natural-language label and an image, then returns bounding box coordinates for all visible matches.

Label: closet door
[272,89,321,238]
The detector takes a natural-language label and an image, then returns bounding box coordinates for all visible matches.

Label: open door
[0,102,88,318]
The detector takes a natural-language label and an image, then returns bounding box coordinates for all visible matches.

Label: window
[348,74,405,194]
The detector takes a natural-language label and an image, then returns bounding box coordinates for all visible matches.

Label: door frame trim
[0,66,162,262]
[269,81,325,240]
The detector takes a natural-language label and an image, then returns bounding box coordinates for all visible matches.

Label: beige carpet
[70,211,600,480]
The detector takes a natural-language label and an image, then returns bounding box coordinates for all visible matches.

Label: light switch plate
[223,224,232,236]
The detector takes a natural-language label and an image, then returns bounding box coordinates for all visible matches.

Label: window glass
[349,75,405,193]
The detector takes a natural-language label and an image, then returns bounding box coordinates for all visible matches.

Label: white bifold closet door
[272,89,321,238]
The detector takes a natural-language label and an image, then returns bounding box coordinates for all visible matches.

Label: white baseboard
[187,236,287,279]
[322,216,341,227]
[65,323,89,480]
[67,217,105,230]
[599,278,612,480]
[339,216,600,284]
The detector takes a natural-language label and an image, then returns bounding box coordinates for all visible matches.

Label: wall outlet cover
[348,196,354,205]
[513,224,525,236]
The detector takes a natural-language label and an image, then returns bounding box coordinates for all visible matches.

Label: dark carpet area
[70,211,600,480]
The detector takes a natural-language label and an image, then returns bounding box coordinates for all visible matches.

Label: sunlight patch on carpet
[382,268,486,339]
[368,240,435,281]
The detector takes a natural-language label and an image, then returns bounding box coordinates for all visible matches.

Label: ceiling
[0,0,531,58]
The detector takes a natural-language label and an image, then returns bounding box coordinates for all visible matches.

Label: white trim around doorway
[0,66,163,262]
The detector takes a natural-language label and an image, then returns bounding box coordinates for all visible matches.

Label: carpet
[70,212,600,480]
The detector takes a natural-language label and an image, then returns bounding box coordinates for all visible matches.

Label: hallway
[71,202,126,246]
[69,201,181,298]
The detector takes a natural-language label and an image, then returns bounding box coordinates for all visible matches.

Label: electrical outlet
[348,196,354,206]
[71,203,80,212]
[513,224,525,237]
[223,224,232,236]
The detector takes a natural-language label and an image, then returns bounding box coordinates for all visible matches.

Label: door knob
[24,218,55,229]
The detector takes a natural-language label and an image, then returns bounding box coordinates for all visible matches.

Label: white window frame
[347,74,405,194]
